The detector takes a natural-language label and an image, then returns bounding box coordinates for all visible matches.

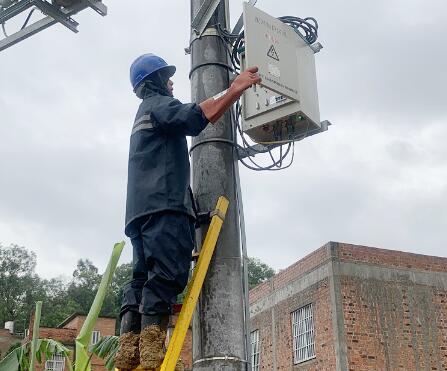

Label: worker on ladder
[114,53,261,370]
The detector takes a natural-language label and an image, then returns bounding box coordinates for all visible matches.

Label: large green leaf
[74,242,125,371]
[0,346,20,371]
[0,242,125,371]
[89,335,119,370]
[0,339,72,371]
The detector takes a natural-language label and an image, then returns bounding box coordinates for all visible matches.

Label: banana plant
[0,241,125,371]
[0,339,73,371]
[75,241,124,371]
[88,335,119,370]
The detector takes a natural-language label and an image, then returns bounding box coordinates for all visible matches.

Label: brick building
[26,313,116,371]
[0,328,22,361]
[249,242,447,371]
[169,310,193,371]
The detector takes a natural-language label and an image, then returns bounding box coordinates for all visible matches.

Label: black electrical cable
[269,145,284,168]
[234,102,295,171]
[1,7,38,38]
[239,143,295,171]
[21,8,36,30]
[217,23,240,40]
[231,31,244,69]
[278,16,318,44]
[215,26,241,73]
[240,134,293,170]
[1,22,8,38]
[230,14,319,70]
[189,61,234,79]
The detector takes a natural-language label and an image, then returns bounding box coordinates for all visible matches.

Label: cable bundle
[218,14,319,72]
[232,101,297,172]
[278,16,318,44]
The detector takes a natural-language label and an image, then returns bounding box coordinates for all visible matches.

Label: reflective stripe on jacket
[125,91,208,237]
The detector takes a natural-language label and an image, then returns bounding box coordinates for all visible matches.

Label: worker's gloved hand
[199,66,262,123]
[231,66,262,93]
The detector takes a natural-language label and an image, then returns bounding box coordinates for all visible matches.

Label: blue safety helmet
[130,53,176,92]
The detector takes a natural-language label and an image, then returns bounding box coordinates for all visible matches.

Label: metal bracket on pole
[34,0,79,33]
[0,0,107,52]
[231,0,257,35]
[237,120,332,160]
[0,0,33,24]
[81,0,106,16]
[191,0,220,37]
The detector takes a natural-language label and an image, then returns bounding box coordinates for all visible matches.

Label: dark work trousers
[120,211,195,317]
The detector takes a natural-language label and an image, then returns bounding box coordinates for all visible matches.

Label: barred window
[251,329,260,371]
[91,330,101,345]
[45,353,65,371]
[291,303,316,363]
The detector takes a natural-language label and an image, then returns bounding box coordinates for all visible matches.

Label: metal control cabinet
[241,3,321,143]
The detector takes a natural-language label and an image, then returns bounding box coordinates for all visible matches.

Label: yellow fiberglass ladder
[116,196,229,371]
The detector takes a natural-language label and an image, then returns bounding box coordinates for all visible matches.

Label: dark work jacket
[125,91,208,237]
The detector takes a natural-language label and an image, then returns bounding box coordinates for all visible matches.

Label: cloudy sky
[1,0,446,279]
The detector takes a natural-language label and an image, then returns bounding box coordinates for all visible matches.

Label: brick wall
[251,305,274,369]
[250,280,272,305]
[34,347,74,371]
[249,242,447,371]
[272,245,329,292]
[62,315,82,329]
[250,276,335,370]
[277,279,335,371]
[0,329,22,361]
[31,327,77,344]
[334,242,447,370]
[27,314,116,371]
[250,243,330,305]
[169,314,192,371]
[65,315,116,370]
[341,268,447,370]
[338,242,447,273]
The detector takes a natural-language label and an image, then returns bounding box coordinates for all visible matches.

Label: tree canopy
[247,257,276,289]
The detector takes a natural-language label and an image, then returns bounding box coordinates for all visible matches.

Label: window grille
[45,353,65,371]
[291,303,316,363]
[91,330,101,345]
[251,329,260,371]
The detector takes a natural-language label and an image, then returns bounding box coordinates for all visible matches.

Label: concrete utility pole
[190,1,248,370]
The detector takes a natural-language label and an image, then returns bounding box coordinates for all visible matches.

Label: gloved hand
[199,66,262,123]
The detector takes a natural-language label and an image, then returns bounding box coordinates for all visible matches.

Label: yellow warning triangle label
[267,45,279,61]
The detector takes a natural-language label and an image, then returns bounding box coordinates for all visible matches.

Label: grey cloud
[1,0,446,279]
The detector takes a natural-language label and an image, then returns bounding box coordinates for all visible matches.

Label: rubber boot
[139,314,169,370]
[114,310,141,370]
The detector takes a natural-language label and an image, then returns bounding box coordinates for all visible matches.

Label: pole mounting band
[189,138,235,155]
[193,356,248,366]
[189,61,234,79]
